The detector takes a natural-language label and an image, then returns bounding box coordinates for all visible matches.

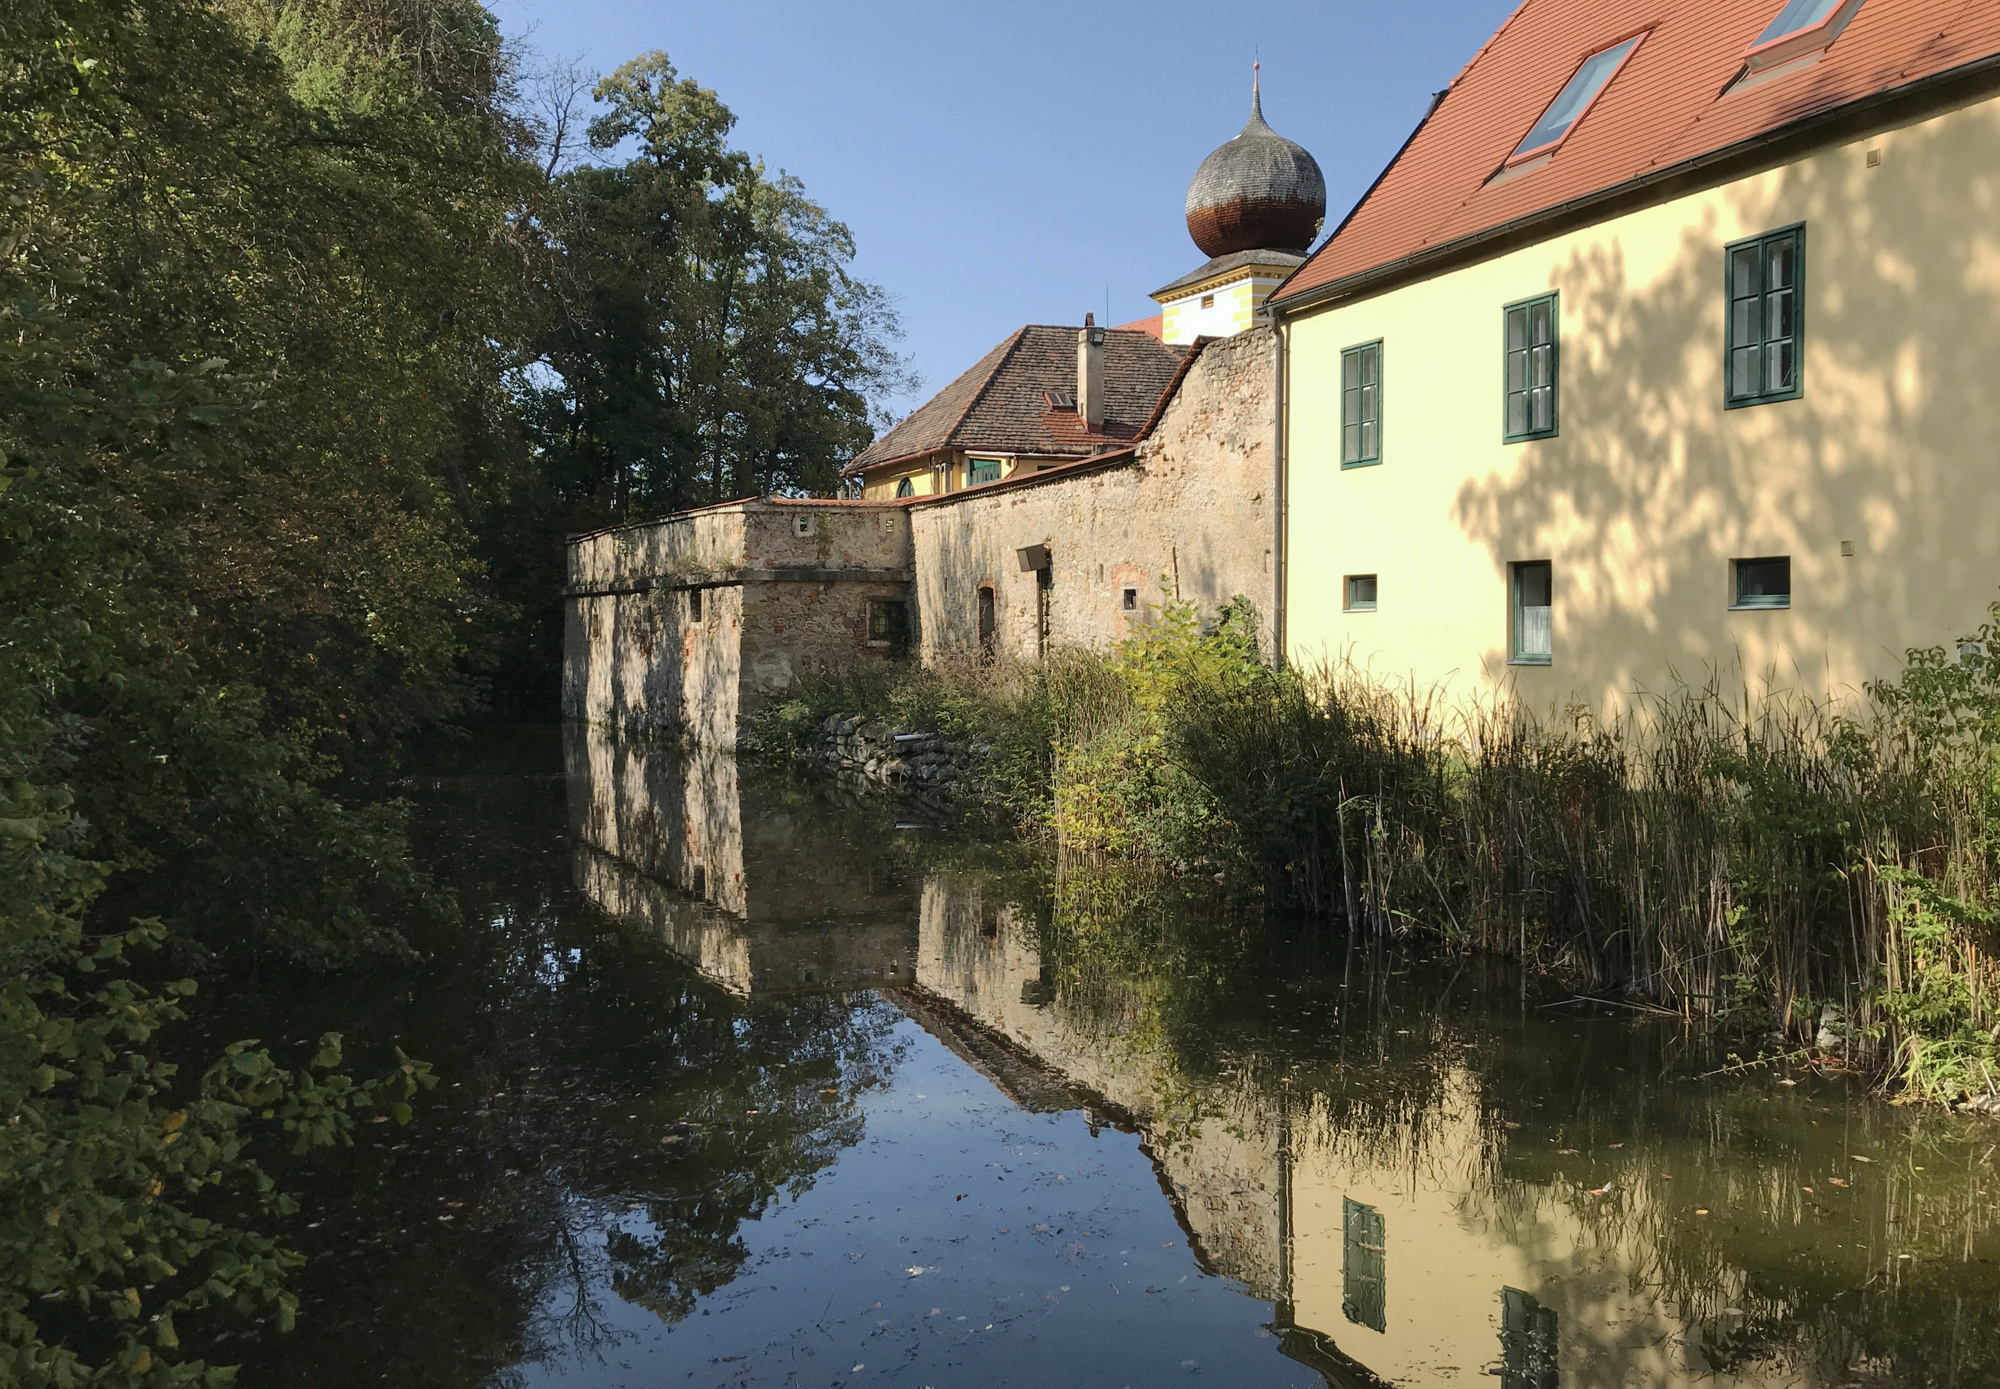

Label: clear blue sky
[490,0,1518,417]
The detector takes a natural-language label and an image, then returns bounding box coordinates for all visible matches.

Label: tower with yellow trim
[1153,66,1326,345]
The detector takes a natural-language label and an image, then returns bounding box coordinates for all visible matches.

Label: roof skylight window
[1507,34,1646,166]
[1743,0,1864,74]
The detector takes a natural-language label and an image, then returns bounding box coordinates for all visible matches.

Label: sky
[488,0,1520,418]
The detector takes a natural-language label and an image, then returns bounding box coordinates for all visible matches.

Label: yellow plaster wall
[1283,93,2000,714]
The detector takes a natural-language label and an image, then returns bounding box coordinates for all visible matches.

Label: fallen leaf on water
[1851,1155,1874,1163]
[1607,1143,1624,1149]
[1588,1185,1613,1197]
[1801,1186,1814,1193]
[1828,1178,1850,1188]
[1557,1148,1580,1155]
[1694,1207,1711,1216]
[1779,1078,1798,1086]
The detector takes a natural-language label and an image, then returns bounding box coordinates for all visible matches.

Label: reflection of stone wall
[564,503,915,745]
[909,329,1277,661]
[565,724,920,996]
[907,872,1284,1298]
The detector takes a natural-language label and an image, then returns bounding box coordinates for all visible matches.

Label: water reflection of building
[566,725,919,997]
[902,874,1764,1388]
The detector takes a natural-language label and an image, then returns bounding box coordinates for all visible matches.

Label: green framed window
[1341,341,1382,466]
[894,476,914,498]
[1503,294,1559,441]
[1511,561,1552,664]
[1342,1198,1386,1333]
[968,457,1002,485]
[1345,575,1378,612]
[1732,556,1790,609]
[1726,225,1804,407]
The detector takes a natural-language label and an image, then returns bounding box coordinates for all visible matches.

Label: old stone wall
[908,327,1276,661]
[563,501,915,744]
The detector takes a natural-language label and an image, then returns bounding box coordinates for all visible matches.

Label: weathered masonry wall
[563,501,914,745]
[909,328,1276,661]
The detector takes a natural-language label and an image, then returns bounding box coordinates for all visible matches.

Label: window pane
[1359,382,1377,424]
[1767,239,1794,290]
[1754,0,1845,46]
[1530,343,1552,388]
[1731,246,1760,301]
[1767,286,1793,343]
[1532,301,1553,346]
[1511,36,1643,159]
[1731,345,1760,397]
[1507,350,1526,392]
[1343,351,1360,390]
[1360,345,1379,386]
[1360,420,1377,457]
[1767,337,1794,391]
[1507,307,1526,351]
[1348,575,1378,611]
[1343,421,1360,462]
[1531,386,1552,432]
[1508,393,1528,436]
[1731,298,1758,350]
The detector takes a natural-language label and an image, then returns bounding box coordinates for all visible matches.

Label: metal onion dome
[1183,69,1327,258]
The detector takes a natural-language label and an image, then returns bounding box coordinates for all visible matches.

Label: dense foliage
[1,0,899,1378]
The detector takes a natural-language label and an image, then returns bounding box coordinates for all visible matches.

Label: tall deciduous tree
[524,51,907,520]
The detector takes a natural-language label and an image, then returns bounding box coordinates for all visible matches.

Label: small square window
[1733,556,1791,609]
[1503,295,1558,441]
[792,514,813,536]
[688,588,703,623]
[1345,575,1378,612]
[867,598,910,647]
[1341,341,1382,467]
[1121,588,1138,611]
[1200,293,1215,309]
[1511,561,1552,664]
[1725,226,1804,408]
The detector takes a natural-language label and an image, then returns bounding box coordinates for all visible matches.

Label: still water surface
[197,726,1999,1388]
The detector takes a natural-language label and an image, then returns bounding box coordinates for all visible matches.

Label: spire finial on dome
[1252,61,1261,120]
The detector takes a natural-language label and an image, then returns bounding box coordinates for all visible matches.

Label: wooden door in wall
[977,586,996,659]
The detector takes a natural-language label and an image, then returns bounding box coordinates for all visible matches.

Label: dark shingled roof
[848,326,1188,475]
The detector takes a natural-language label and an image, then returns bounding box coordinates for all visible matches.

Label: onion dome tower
[1152,66,1326,346]
[1184,72,1326,257]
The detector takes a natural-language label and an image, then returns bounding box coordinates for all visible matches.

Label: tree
[523,51,908,522]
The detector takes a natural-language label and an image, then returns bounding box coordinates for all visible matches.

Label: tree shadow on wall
[1451,104,2000,713]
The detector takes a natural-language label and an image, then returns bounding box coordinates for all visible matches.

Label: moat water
[191,726,1999,1388]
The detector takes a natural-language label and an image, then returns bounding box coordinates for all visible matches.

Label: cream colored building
[1270,0,2000,713]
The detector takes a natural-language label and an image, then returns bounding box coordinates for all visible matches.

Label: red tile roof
[847,326,1186,476]
[1114,313,1165,341]
[1273,0,2000,309]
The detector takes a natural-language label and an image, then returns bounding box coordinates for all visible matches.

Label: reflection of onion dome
[1184,73,1326,258]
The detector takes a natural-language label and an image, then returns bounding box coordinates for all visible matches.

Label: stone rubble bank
[810,712,992,795]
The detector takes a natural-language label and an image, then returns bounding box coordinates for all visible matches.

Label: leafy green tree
[524,51,907,522]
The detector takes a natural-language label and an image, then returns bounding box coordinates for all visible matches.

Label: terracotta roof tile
[849,326,1186,474]
[1274,0,2000,307]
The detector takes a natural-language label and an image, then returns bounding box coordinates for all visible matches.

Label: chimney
[1077,312,1106,433]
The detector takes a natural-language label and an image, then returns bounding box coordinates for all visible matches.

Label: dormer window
[1506,33,1646,167]
[1044,389,1075,411]
[1744,0,1864,74]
